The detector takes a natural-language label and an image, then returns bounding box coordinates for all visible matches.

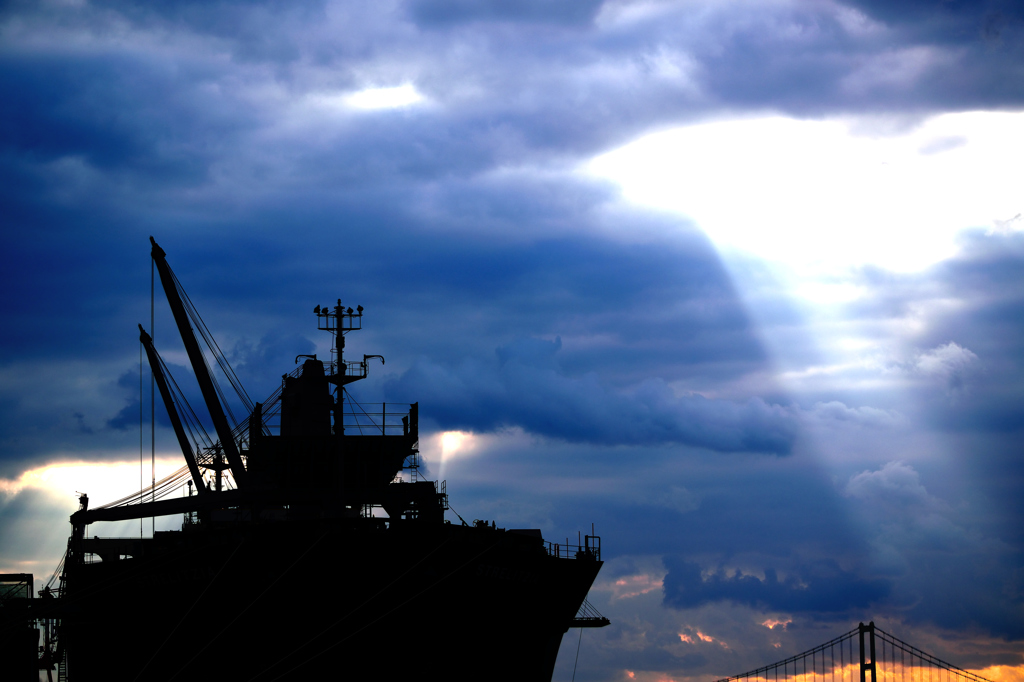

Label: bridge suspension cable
[712,622,993,682]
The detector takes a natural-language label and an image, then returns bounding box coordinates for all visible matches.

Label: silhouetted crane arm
[150,237,247,488]
[139,325,208,496]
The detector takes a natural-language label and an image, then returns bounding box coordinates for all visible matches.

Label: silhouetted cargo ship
[2,238,607,681]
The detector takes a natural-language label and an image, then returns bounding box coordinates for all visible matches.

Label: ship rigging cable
[151,345,216,454]
[97,466,192,509]
[116,339,222,506]
[168,266,254,421]
[107,359,306,507]
[140,329,144,538]
[151,252,155,531]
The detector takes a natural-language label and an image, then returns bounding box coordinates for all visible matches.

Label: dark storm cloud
[0,59,147,170]
[386,339,796,453]
[0,53,247,184]
[662,558,890,614]
[442,432,870,568]
[0,174,758,361]
[3,0,1022,208]
[106,368,148,432]
[229,331,317,394]
[0,27,775,471]
[0,180,776,470]
[901,556,1024,640]
[408,0,603,26]
[415,0,1024,119]
[0,0,1019,372]
[444,419,1021,642]
[843,461,1024,639]
[848,0,1024,42]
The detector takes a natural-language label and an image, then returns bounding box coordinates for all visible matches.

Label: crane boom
[150,237,247,488]
[138,325,208,495]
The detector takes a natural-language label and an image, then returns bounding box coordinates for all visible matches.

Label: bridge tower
[859,622,877,682]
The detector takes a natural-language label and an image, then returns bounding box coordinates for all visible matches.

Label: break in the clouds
[1,0,1022,680]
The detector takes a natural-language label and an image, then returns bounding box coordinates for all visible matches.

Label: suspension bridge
[713,623,992,682]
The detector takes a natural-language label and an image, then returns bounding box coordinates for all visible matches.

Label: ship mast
[149,237,247,488]
[315,300,385,498]
[138,325,208,495]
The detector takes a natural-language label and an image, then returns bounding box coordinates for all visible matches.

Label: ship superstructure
[4,239,608,681]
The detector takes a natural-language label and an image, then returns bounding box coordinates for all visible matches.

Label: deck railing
[545,535,601,561]
[341,403,414,436]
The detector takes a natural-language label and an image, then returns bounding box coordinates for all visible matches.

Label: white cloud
[914,342,979,381]
[846,460,932,507]
[874,342,981,395]
[343,83,426,110]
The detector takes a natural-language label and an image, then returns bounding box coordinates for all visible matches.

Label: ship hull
[61,521,601,681]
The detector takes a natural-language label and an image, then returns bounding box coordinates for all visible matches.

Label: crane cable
[169,267,253,420]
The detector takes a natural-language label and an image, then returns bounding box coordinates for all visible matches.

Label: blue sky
[1,1,1022,680]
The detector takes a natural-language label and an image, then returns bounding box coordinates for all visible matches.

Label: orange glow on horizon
[689,663,1024,682]
[971,665,1024,682]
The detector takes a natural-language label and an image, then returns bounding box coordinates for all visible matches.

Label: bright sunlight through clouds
[589,111,1024,275]
[0,458,186,507]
